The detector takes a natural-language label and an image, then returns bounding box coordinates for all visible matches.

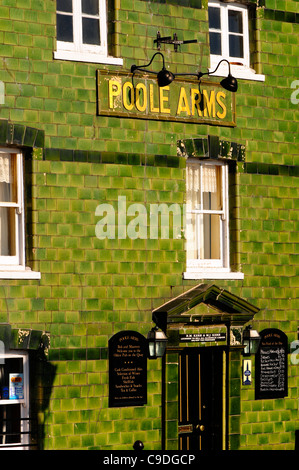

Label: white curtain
[201,165,217,193]
[0,154,11,256]
[0,154,11,184]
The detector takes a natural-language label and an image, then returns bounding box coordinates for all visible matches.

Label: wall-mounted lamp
[131,53,238,92]
[147,326,168,359]
[242,325,261,356]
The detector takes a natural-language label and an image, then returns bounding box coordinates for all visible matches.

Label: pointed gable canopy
[152,284,259,333]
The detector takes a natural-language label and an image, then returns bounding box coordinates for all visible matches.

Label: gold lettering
[123,81,134,111]
[109,79,121,109]
[203,90,216,117]
[216,91,227,119]
[135,83,147,112]
[191,88,202,116]
[149,84,159,113]
[159,86,170,114]
[177,87,191,115]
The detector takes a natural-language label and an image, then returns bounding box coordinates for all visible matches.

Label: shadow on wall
[30,350,57,450]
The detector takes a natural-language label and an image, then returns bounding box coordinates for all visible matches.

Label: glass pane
[209,32,221,55]
[0,154,17,203]
[57,13,73,42]
[229,34,244,58]
[57,0,73,13]
[186,164,201,210]
[82,0,99,16]
[202,166,222,210]
[0,207,16,256]
[186,213,198,260]
[228,10,243,34]
[202,213,221,260]
[82,17,100,45]
[208,7,221,30]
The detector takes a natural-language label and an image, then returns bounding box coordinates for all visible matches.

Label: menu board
[109,331,147,407]
[255,329,288,399]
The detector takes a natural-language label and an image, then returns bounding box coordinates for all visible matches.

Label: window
[54,0,123,65]
[0,150,25,270]
[185,160,230,275]
[208,1,264,81]
[0,351,30,449]
[0,149,40,279]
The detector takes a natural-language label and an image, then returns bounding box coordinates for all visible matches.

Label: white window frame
[0,351,30,450]
[0,149,40,280]
[54,0,123,65]
[184,159,244,280]
[208,0,264,82]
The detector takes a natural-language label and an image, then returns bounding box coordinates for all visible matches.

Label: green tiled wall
[0,0,298,450]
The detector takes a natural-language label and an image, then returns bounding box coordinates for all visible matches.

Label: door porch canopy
[152,284,259,334]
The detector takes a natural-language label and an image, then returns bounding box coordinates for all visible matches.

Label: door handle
[195,424,205,432]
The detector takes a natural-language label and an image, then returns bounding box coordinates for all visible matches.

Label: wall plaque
[109,331,147,407]
[255,328,288,400]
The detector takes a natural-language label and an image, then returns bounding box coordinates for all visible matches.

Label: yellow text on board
[108,79,227,119]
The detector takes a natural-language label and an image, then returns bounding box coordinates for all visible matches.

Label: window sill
[0,269,41,280]
[183,271,244,280]
[209,63,265,82]
[54,50,123,66]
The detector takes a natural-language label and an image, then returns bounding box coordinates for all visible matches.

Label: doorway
[178,347,225,451]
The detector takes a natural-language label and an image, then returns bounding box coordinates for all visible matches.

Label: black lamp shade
[220,73,238,92]
[157,69,175,87]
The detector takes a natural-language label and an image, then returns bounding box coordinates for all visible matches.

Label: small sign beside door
[255,328,288,399]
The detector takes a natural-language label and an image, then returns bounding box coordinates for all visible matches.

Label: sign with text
[255,329,288,399]
[109,331,147,407]
[97,70,236,126]
[179,333,226,343]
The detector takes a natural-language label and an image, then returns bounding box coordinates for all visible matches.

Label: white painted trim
[55,0,123,66]
[208,64,265,82]
[183,271,244,280]
[0,270,41,280]
[53,50,123,65]
[208,1,265,82]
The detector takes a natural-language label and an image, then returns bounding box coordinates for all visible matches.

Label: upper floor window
[208,1,264,81]
[0,150,25,270]
[54,0,123,65]
[185,160,230,273]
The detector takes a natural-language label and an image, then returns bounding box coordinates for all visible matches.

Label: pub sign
[97,70,236,127]
[109,330,147,407]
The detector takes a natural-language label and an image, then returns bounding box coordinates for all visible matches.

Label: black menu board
[256,328,288,399]
[109,331,147,407]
